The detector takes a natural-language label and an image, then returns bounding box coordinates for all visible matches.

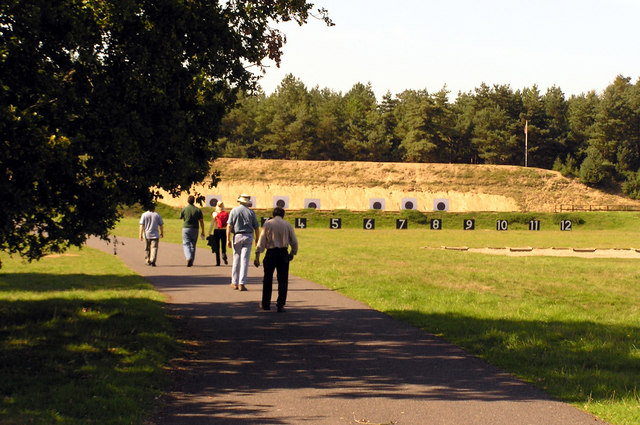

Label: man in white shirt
[254,207,298,312]
[139,205,164,266]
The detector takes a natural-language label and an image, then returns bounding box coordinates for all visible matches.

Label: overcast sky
[254,0,640,99]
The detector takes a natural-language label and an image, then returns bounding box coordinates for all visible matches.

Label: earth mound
[159,158,640,212]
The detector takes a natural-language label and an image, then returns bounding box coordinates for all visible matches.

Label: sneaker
[239,285,248,291]
[230,283,238,290]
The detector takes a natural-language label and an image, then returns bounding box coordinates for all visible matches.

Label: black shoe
[259,303,270,311]
[187,259,193,267]
[277,306,286,313]
[222,254,228,264]
[239,285,247,291]
[151,262,156,267]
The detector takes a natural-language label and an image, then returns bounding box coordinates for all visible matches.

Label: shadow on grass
[0,275,177,425]
[389,309,640,405]
[0,272,151,292]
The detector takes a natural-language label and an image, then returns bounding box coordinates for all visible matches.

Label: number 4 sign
[295,218,307,229]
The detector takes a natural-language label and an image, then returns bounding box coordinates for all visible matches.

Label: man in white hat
[226,194,260,291]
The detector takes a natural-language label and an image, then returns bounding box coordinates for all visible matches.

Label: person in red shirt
[207,202,229,266]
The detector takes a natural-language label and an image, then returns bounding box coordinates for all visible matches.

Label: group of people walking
[137,194,298,312]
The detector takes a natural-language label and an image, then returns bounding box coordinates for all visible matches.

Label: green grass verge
[0,247,178,425]
[288,227,640,425]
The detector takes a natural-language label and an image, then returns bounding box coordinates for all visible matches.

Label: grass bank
[0,247,177,425]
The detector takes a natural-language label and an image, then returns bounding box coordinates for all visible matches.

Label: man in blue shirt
[226,194,260,291]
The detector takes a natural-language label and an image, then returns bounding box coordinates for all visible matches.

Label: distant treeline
[216,74,640,198]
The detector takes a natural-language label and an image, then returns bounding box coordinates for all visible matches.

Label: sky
[254,0,640,100]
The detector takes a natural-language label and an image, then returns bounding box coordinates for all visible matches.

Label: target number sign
[496,220,508,231]
[464,219,475,230]
[396,219,408,230]
[560,220,572,231]
[330,218,342,229]
[529,220,541,231]
[295,218,307,229]
[430,218,442,230]
[363,218,375,230]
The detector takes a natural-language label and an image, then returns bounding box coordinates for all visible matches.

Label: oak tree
[0,0,332,264]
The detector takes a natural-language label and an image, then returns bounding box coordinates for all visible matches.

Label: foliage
[553,154,579,178]
[579,148,616,187]
[622,170,640,199]
[0,0,331,264]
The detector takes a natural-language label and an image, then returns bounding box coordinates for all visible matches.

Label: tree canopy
[217,74,640,196]
[0,0,331,264]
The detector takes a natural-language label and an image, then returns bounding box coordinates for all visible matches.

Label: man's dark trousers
[262,248,289,309]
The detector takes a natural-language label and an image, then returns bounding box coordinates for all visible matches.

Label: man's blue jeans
[182,227,199,263]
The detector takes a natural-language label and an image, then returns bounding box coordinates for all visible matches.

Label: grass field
[115,207,640,425]
[0,247,177,425]
[288,228,640,425]
[3,206,640,425]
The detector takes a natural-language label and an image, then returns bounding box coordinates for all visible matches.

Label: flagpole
[524,120,528,167]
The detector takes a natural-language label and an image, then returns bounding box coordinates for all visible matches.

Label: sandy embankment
[156,158,640,213]
[438,246,640,259]
[160,181,520,212]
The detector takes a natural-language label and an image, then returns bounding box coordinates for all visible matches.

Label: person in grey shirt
[226,194,260,291]
[139,204,164,266]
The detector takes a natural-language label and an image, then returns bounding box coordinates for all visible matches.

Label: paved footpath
[87,236,607,425]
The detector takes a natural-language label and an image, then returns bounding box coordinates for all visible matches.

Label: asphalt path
[86,236,608,425]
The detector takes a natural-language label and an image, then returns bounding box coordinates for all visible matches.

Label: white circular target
[273,196,289,209]
[304,198,321,209]
[369,198,385,210]
[205,195,222,208]
[401,197,418,210]
[433,199,449,211]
